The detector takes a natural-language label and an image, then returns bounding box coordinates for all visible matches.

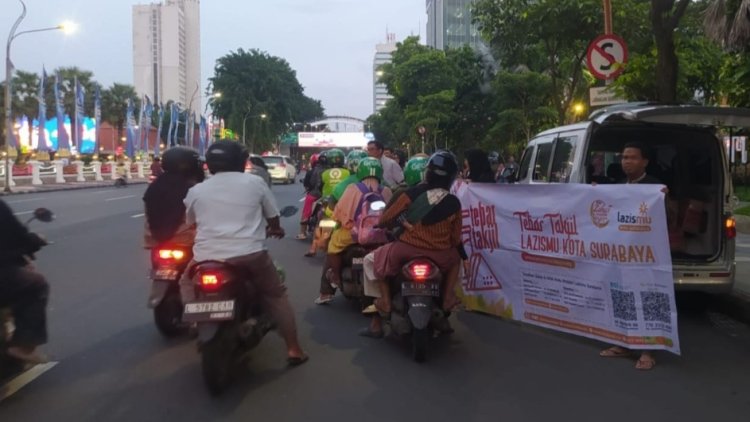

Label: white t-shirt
[380,156,404,188]
[185,172,279,261]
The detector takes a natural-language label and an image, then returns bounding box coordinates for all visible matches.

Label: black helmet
[205,140,249,174]
[161,146,204,181]
[317,151,330,167]
[426,150,459,188]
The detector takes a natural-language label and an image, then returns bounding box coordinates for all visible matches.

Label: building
[373,33,398,114]
[132,0,201,113]
[426,0,483,50]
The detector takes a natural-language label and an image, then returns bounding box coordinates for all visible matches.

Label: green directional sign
[281,132,298,145]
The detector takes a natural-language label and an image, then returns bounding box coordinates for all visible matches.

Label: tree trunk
[650,0,691,103]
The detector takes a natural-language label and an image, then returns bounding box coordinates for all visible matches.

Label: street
[1,184,750,422]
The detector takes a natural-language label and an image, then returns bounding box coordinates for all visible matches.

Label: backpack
[351,182,388,245]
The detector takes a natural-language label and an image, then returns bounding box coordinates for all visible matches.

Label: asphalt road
[1,183,750,422]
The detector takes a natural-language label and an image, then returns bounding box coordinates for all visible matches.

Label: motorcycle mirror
[33,208,55,223]
[279,206,299,218]
[370,201,387,212]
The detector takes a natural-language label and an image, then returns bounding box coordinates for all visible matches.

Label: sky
[1,0,426,120]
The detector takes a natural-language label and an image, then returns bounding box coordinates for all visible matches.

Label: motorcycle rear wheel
[153,292,183,338]
[201,327,235,396]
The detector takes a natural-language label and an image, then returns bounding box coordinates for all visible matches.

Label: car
[262,155,297,184]
[513,103,750,294]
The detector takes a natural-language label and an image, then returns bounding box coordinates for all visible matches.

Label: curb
[0,181,148,196]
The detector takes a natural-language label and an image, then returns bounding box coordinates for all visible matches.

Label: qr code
[641,292,672,323]
[611,290,637,321]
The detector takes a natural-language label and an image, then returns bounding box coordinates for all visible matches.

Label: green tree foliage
[208,48,324,152]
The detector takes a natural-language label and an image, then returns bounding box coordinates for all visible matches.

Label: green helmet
[356,157,384,182]
[346,150,368,172]
[326,148,345,168]
[404,156,429,186]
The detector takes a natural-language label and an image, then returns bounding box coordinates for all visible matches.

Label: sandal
[295,234,307,240]
[314,296,333,305]
[635,354,656,371]
[599,346,631,358]
[304,251,316,258]
[287,354,310,367]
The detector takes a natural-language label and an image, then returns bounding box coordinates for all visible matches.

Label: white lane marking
[131,213,145,218]
[105,195,136,202]
[92,190,114,194]
[6,197,45,204]
[0,362,58,402]
[299,196,306,203]
[13,210,34,216]
[736,257,750,263]
[736,243,750,248]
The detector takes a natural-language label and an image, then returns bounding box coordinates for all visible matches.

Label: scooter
[182,206,298,395]
[0,208,54,383]
[148,244,192,337]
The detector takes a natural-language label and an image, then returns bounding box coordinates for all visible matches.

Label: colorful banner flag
[94,86,101,154]
[155,103,164,157]
[166,102,178,147]
[199,115,207,157]
[54,71,69,151]
[172,105,182,146]
[37,68,48,152]
[125,98,136,158]
[74,77,85,151]
[142,96,154,152]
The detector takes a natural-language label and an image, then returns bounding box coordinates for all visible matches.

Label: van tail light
[199,272,222,292]
[725,216,737,240]
[406,261,433,282]
[157,249,186,262]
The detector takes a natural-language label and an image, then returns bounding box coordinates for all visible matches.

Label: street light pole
[4,0,70,192]
[242,110,252,148]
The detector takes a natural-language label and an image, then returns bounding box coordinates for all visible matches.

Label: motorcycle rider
[297,153,324,240]
[330,150,368,204]
[143,146,205,249]
[0,199,50,364]
[359,151,465,337]
[314,157,392,305]
[182,140,308,365]
[320,148,349,198]
[389,154,429,202]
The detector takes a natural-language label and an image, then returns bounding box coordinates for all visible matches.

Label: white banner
[298,132,370,148]
[454,182,680,355]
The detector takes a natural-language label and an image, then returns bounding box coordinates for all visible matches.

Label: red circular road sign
[586,34,629,80]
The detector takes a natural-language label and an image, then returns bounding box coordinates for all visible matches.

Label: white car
[262,155,297,184]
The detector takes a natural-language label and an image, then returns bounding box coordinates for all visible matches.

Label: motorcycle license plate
[151,267,180,281]
[182,300,235,322]
[351,257,364,268]
[401,282,440,297]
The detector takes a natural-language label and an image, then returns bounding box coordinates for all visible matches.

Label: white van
[513,104,750,293]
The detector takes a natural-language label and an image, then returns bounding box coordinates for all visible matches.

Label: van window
[517,146,534,181]
[549,135,579,183]
[532,140,554,181]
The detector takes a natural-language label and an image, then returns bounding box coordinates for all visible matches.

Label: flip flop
[304,252,316,258]
[287,355,309,367]
[635,355,656,370]
[295,234,307,240]
[599,346,631,358]
[314,296,333,305]
[362,304,378,314]
[358,327,384,339]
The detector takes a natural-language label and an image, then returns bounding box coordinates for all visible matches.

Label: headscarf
[465,149,495,183]
[143,173,195,243]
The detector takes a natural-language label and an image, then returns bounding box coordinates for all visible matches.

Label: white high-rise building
[133,0,201,112]
[373,33,398,114]
[426,0,482,50]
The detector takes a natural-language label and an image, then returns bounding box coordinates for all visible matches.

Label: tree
[209,48,324,152]
[101,83,139,141]
[704,0,750,51]
[11,71,39,142]
[649,0,692,102]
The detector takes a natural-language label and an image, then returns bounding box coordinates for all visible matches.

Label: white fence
[0,160,152,188]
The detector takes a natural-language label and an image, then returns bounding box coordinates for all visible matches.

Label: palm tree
[11,70,39,143]
[102,83,139,142]
[704,0,750,50]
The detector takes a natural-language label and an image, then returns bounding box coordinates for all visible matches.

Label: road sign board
[589,86,627,106]
[586,34,628,80]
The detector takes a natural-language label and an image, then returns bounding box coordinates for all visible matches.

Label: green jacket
[321,167,350,198]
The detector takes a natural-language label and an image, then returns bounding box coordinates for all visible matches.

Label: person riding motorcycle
[143,146,205,249]
[330,150,368,204]
[0,199,50,364]
[389,154,429,203]
[248,155,272,188]
[297,153,324,240]
[314,157,392,305]
[320,149,349,199]
[359,151,466,338]
[182,140,308,365]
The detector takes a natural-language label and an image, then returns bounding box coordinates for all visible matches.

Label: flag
[136,96,146,151]
[94,86,101,153]
[166,102,178,147]
[172,105,182,146]
[125,98,136,158]
[155,103,164,157]
[74,77,85,151]
[142,96,154,152]
[187,112,195,147]
[37,68,48,152]
[54,72,69,151]
[199,115,207,157]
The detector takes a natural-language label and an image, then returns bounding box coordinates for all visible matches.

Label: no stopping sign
[586,34,628,80]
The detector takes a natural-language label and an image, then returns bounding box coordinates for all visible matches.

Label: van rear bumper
[673,261,735,294]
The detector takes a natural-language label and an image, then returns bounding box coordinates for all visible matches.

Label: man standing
[599,141,665,370]
[367,140,404,188]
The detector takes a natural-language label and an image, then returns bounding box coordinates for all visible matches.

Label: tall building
[133,0,201,112]
[426,0,482,50]
[373,33,397,114]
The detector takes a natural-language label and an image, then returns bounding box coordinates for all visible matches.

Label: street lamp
[4,0,74,192]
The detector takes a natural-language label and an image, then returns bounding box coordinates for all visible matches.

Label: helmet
[205,140,249,174]
[488,151,500,165]
[356,157,384,182]
[317,151,329,167]
[310,153,319,167]
[326,148,345,167]
[426,150,459,186]
[345,150,368,172]
[404,156,429,187]
[161,146,204,181]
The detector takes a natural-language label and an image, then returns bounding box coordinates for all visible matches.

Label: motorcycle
[1,208,54,383]
[306,196,330,239]
[182,205,298,395]
[148,244,192,337]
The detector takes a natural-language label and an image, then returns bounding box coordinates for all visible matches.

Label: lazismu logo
[616,202,652,232]
[616,213,652,225]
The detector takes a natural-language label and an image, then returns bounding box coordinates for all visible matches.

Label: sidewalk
[0,179,147,196]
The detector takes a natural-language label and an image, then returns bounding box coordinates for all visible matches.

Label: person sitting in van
[599,141,666,370]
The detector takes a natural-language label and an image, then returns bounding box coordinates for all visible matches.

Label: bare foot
[599,346,631,358]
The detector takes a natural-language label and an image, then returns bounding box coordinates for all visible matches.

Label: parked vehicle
[511,103,750,293]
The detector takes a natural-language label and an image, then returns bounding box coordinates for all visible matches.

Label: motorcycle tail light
[408,262,432,282]
[200,272,222,291]
[158,249,186,261]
